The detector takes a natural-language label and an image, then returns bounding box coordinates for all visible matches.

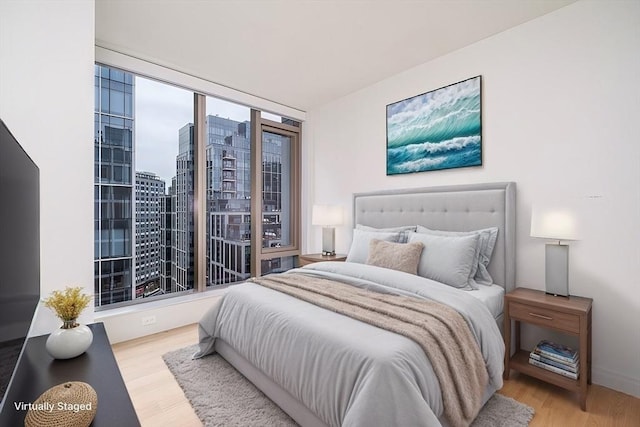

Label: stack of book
[529,340,579,379]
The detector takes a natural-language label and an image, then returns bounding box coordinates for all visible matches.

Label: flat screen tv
[0,118,40,407]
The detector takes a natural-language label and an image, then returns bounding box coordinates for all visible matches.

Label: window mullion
[250,109,262,277]
[194,94,207,291]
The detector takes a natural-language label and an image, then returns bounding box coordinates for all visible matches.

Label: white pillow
[355,224,417,243]
[346,229,402,264]
[407,232,480,289]
[416,225,498,285]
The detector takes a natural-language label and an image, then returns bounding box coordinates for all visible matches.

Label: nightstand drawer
[509,302,580,334]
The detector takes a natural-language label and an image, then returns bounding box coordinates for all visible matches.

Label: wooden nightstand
[298,253,347,267]
[504,288,592,411]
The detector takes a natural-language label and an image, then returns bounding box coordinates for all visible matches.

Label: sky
[134,76,254,185]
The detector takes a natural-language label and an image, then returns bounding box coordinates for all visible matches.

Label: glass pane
[205,97,252,287]
[96,259,132,305]
[135,77,194,298]
[94,64,194,307]
[261,112,301,128]
[262,131,292,249]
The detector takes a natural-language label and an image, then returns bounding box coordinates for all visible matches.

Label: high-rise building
[174,123,195,292]
[206,116,252,285]
[160,181,175,294]
[94,65,135,306]
[134,171,165,298]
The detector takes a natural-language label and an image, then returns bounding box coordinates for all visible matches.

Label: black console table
[0,322,140,426]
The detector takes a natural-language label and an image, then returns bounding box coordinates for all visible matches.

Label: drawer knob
[529,312,553,320]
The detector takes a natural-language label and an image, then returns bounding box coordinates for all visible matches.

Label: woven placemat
[24,381,97,427]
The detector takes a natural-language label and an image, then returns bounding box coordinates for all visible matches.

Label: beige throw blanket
[250,273,488,427]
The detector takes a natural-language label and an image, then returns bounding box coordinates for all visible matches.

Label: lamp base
[545,243,569,297]
[321,227,335,257]
[545,291,569,298]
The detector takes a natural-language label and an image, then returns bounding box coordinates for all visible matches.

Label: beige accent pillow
[365,239,424,275]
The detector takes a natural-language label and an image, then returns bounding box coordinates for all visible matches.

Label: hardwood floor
[112,324,640,427]
[112,324,201,427]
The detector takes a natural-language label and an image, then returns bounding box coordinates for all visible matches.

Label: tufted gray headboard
[353,182,516,292]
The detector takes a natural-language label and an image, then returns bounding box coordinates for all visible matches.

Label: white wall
[95,292,222,344]
[0,0,95,332]
[306,0,640,397]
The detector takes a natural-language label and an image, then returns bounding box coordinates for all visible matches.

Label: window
[251,112,301,277]
[94,64,301,309]
[94,64,194,307]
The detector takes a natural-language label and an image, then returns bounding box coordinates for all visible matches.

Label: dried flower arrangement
[43,287,92,329]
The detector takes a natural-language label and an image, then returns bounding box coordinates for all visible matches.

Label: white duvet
[196,262,504,427]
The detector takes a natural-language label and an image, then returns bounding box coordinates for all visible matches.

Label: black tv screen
[0,119,40,405]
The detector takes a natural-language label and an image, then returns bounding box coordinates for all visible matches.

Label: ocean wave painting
[386,76,482,175]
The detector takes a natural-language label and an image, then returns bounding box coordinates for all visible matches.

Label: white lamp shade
[530,207,577,241]
[312,205,343,226]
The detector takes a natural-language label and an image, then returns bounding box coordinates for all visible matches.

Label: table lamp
[312,205,343,256]
[530,206,577,297]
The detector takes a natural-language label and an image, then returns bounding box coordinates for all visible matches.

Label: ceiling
[95,0,576,113]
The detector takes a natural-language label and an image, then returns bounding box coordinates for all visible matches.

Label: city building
[160,181,175,294]
[206,116,252,286]
[134,171,165,298]
[93,65,135,307]
[174,124,195,292]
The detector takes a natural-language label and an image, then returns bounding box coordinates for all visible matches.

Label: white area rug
[163,345,534,427]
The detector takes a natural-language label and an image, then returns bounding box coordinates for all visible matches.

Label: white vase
[46,320,93,359]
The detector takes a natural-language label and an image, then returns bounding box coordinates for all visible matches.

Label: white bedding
[196,262,505,427]
[468,284,504,320]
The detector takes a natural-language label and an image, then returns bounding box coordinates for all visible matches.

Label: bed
[196,182,516,427]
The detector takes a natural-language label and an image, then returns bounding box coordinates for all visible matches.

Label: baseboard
[592,365,640,398]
